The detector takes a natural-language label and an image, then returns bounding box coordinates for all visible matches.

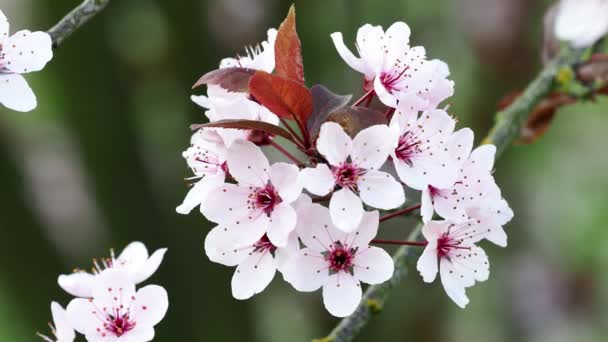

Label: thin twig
[379,204,421,222]
[269,140,304,166]
[318,44,591,342]
[47,0,112,48]
[370,239,427,247]
[280,118,306,148]
[352,89,374,107]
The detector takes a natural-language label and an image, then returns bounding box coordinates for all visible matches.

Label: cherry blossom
[0,9,53,112]
[58,242,167,298]
[416,220,491,308]
[219,28,277,72]
[176,129,228,214]
[37,302,75,342]
[283,204,393,317]
[301,122,404,232]
[554,0,608,48]
[200,139,302,247]
[66,270,168,342]
[331,22,453,109]
[388,107,463,190]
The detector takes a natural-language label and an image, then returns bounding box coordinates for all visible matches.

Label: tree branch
[317,44,590,342]
[47,0,112,48]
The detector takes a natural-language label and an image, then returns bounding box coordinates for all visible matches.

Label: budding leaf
[192,67,256,92]
[249,70,313,123]
[275,4,305,83]
[326,107,388,138]
[307,84,352,140]
[190,119,298,144]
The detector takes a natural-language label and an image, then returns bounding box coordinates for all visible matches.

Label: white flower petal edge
[38,302,76,342]
[66,270,168,342]
[554,0,608,48]
[283,206,393,317]
[0,10,53,112]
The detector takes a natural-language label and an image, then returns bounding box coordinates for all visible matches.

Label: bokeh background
[1,0,607,341]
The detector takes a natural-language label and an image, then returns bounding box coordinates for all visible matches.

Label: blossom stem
[378,204,421,222]
[320,44,593,342]
[269,140,305,166]
[370,239,427,247]
[47,0,112,48]
[352,89,375,107]
[279,118,307,149]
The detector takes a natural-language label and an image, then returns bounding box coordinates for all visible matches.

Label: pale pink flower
[37,302,75,342]
[555,0,608,48]
[301,122,404,232]
[66,270,168,342]
[331,22,453,109]
[176,129,228,215]
[219,28,277,72]
[389,107,464,190]
[416,220,490,308]
[0,9,53,112]
[200,139,302,247]
[58,242,167,298]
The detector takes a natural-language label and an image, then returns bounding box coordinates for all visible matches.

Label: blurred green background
[1,0,607,341]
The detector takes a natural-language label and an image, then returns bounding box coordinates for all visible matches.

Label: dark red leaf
[518,92,576,144]
[275,5,305,83]
[191,119,297,144]
[192,67,256,92]
[326,107,388,138]
[249,71,313,123]
[307,84,352,139]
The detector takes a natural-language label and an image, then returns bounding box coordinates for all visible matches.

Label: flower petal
[51,302,76,342]
[267,203,297,247]
[383,22,412,69]
[300,164,335,196]
[297,203,346,253]
[416,240,438,283]
[322,273,362,317]
[317,122,352,166]
[3,30,53,74]
[330,32,366,76]
[446,128,474,167]
[58,272,95,298]
[274,231,300,273]
[132,285,169,327]
[358,170,405,210]
[231,251,276,299]
[226,139,270,186]
[117,241,149,269]
[347,210,379,249]
[420,187,434,223]
[133,248,167,284]
[351,124,393,170]
[0,73,36,112]
[353,246,394,284]
[356,24,385,75]
[373,75,397,108]
[176,173,225,215]
[269,162,302,203]
[329,188,363,232]
[65,298,98,334]
[439,258,470,308]
[0,10,8,41]
[91,270,136,311]
[282,248,328,292]
[204,225,253,266]
[200,184,251,225]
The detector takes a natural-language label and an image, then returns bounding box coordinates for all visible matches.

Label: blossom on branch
[38,302,75,342]
[331,22,453,109]
[0,9,53,112]
[301,122,405,232]
[554,0,608,48]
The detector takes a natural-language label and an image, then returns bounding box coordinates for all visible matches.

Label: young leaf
[275,4,305,83]
[307,84,352,139]
[191,119,297,144]
[249,71,313,123]
[192,67,256,92]
[326,107,388,138]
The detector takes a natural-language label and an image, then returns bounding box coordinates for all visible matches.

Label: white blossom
[38,302,75,342]
[200,139,302,247]
[66,270,168,342]
[331,22,453,109]
[555,0,608,48]
[416,220,490,308]
[219,28,277,72]
[58,242,167,298]
[0,9,53,112]
[176,129,228,215]
[301,122,404,232]
[283,203,393,317]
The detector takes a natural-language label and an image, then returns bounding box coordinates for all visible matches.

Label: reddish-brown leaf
[192,67,256,92]
[191,119,297,144]
[275,5,305,83]
[249,71,313,123]
[518,92,576,144]
[307,84,352,139]
[326,107,388,138]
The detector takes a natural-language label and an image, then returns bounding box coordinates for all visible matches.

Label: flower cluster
[179,7,513,318]
[0,9,53,112]
[39,242,168,342]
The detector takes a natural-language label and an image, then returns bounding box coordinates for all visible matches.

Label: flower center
[380,66,410,92]
[332,163,365,190]
[326,244,355,273]
[105,311,136,337]
[253,234,277,254]
[251,183,282,216]
[394,132,421,165]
